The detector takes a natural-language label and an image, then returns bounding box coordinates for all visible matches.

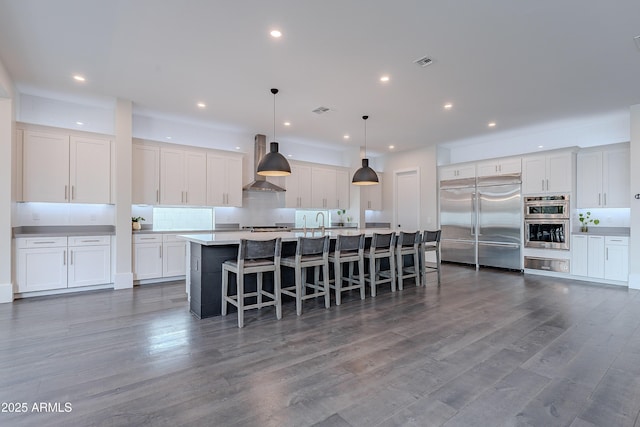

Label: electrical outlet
[32,213,40,221]
[90,214,97,221]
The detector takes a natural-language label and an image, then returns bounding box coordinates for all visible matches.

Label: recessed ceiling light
[235,146,241,150]
[76,121,84,126]
[287,154,293,157]
[270,30,282,38]
[197,102,206,109]
[380,75,390,82]
[444,103,453,110]
[488,122,497,128]
[166,136,172,140]
[283,122,290,126]
[73,75,86,82]
[343,134,350,140]
[538,145,544,148]
[389,145,395,150]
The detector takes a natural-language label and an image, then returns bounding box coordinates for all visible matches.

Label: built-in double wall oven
[524,195,570,250]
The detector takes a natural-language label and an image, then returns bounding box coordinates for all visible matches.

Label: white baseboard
[0,283,14,303]
[114,272,134,290]
[629,273,640,290]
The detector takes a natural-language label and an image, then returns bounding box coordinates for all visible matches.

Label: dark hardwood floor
[1,265,640,427]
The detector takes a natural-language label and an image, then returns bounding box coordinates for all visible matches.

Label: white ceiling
[0,0,639,154]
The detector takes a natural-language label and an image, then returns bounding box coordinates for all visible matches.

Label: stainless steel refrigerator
[440,174,522,270]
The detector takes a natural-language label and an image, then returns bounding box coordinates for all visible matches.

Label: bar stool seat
[364,232,396,297]
[221,238,282,328]
[421,230,442,285]
[396,231,421,290]
[280,235,331,316]
[328,234,365,305]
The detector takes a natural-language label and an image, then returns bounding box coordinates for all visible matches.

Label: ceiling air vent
[414,56,434,67]
[312,106,330,114]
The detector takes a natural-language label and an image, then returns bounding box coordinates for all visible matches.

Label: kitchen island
[179,229,391,318]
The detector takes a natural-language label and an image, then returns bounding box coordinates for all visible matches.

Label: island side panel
[190,242,237,318]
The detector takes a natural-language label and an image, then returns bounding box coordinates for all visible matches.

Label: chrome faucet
[302,214,307,235]
[315,212,325,235]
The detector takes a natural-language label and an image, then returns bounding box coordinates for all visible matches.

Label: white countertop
[178,228,394,246]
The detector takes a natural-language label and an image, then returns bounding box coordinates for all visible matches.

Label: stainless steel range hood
[243,134,286,192]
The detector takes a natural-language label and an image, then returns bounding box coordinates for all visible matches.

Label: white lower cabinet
[571,234,628,283]
[16,235,111,293]
[67,236,111,288]
[133,234,186,281]
[162,234,187,277]
[604,237,629,282]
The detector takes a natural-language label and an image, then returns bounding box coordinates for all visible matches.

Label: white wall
[629,104,640,289]
[371,145,439,231]
[442,111,630,164]
[0,57,15,302]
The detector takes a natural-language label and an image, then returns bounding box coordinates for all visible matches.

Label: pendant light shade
[257,88,291,176]
[352,115,379,185]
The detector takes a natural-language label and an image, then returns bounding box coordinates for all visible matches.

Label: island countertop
[178,228,394,246]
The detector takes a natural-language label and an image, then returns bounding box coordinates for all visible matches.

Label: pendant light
[352,115,379,185]
[257,88,292,176]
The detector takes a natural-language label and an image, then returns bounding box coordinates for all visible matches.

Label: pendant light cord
[273,92,276,142]
[363,115,369,157]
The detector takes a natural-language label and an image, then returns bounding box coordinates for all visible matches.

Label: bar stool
[364,232,396,297]
[421,230,441,285]
[221,237,282,328]
[280,235,331,315]
[328,234,365,305]
[396,231,422,290]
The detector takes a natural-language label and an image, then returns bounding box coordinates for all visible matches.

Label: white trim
[114,272,133,289]
[0,283,13,303]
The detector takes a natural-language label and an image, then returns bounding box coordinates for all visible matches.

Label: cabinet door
[225,156,243,207]
[498,158,522,175]
[546,153,573,193]
[605,243,628,282]
[362,173,383,210]
[160,148,186,205]
[603,149,629,208]
[133,243,163,280]
[69,136,111,204]
[184,151,207,206]
[476,162,500,177]
[22,131,69,202]
[587,236,605,279]
[68,245,111,287]
[311,166,336,209]
[335,169,350,210]
[571,235,588,276]
[132,144,160,205]
[439,166,459,181]
[206,154,227,206]
[522,156,547,194]
[285,164,312,208]
[17,247,67,292]
[576,151,603,208]
[163,241,187,277]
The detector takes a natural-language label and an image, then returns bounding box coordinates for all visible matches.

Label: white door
[22,131,69,202]
[17,248,68,292]
[395,169,420,231]
[70,136,111,204]
[132,144,160,204]
[68,245,111,287]
[163,241,187,277]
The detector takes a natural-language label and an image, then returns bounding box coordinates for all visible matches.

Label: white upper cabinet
[22,130,111,203]
[361,172,383,211]
[285,163,312,208]
[69,136,111,204]
[311,166,338,209]
[160,147,207,206]
[132,143,160,205]
[335,169,350,210]
[522,152,573,194]
[206,152,243,207]
[476,158,521,177]
[440,164,476,181]
[577,146,629,208]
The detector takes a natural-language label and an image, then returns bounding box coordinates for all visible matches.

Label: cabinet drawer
[16,237,67,249]
[68,235,111,246]
[133,234,162,243]
[605,236,628,245]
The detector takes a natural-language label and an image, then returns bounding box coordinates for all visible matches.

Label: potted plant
[131,216,145,230]
[578,212,599,232]
[336,210,353,227]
